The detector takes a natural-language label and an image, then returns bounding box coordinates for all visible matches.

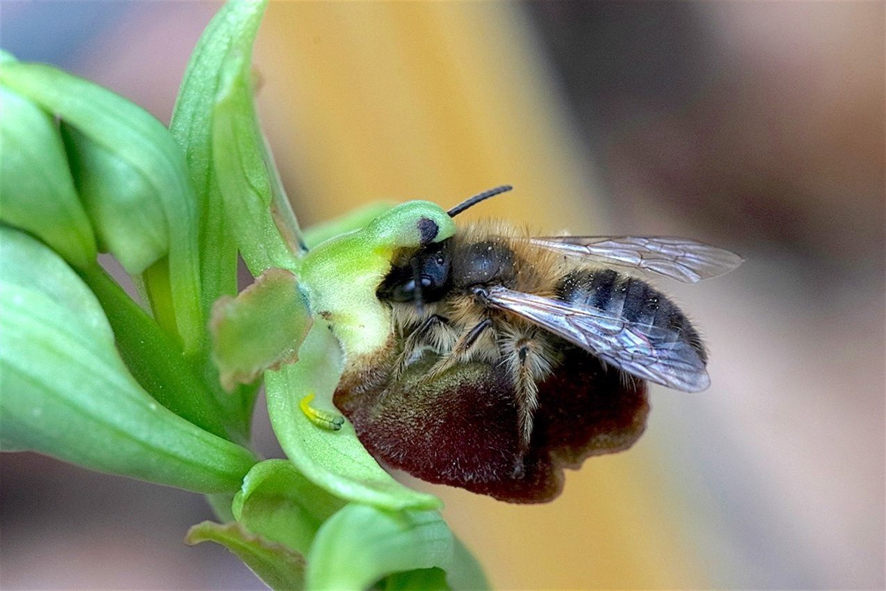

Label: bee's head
[375,185,513,307]
[300,188,512,358]
[365,201,455,310]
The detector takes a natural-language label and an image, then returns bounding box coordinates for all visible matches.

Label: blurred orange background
[1,2,883,589]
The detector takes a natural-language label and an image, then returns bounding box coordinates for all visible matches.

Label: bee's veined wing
[480,285,710,392]
[528,236,744,283]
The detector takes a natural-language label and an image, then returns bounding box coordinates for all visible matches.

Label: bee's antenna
[447,185,513,217]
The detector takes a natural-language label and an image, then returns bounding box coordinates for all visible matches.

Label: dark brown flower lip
[335,347,649,504]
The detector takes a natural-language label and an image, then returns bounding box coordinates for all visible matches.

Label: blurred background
[1,1,883,589]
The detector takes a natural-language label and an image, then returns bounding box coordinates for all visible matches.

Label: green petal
[169,0,269,315]
[187,521,305,591]
[302,202,394,249]
[265,322,442,511]
[232,459,344,556]
[447,536,491,591]
[206,492,237,523]
[169,0,283,446]
[211,269,311,391]
[0,62,204,353]
[0,228,256,493]
[308,505,488,591]
[0,86,96,268]
[211,41,306,276]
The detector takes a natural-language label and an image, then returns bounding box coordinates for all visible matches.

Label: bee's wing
[481,285,710,392]
[528,236,743,283]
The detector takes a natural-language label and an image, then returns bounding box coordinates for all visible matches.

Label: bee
[372,185,743,452]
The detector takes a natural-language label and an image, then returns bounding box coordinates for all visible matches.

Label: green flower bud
[0,84,96,268]
[0,61,203,352]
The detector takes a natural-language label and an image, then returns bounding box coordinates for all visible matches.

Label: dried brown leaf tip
[335,345,649,504]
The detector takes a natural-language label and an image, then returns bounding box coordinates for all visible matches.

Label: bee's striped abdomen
[557,269,707,363]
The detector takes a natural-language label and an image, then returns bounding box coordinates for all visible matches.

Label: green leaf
[76,263,232,441]
[169,0,269,317]
[306,505,453,591]
[0,87,96,268]
[265,322,442,512]
[211,268,311,391]
[0,62,204,354]
[0,228,256,493]
[212,40,305,276]
[232,459,344,556]
[187,521,305,591]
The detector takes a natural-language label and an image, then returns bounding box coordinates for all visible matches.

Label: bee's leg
[426,318,494,378]
[393,314,450,378]
[513,344,542,449]
[501,330,556,450]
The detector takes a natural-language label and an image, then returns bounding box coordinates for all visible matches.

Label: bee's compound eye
[378,241,452,304]
[417,217,439,245]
